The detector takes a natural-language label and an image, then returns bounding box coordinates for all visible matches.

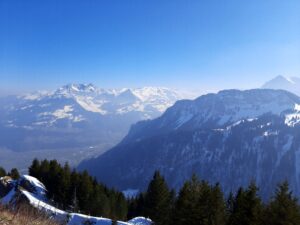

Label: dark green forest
[1,160,300,225]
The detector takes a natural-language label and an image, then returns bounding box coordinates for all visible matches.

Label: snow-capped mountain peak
[0,84,186,157]
[18,84,185,116]
[78,88,300,199]
[263,75,295,86]
[162,89,300,129]
[262,75,300,96]
[55,83,102,96]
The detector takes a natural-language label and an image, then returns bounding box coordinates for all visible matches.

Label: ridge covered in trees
[129,173,300,225]
[28,159,128,220]
[2,161,300,225]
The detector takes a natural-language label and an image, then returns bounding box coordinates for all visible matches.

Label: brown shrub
[0,204,61,225]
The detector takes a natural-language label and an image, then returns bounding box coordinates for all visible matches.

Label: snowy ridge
[36,84,184,115]
[79,89,300,199]
[12,84,186,128]
[0,175,152,225]
[123,89,300,143]
[0,83,188,157]
[284,104,300,127]
[170,89,300,128]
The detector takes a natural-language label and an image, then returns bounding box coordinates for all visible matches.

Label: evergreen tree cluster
[128,172,300,225]
[28,159,127,220]
[0,166,20,179]
[3,161,300,225]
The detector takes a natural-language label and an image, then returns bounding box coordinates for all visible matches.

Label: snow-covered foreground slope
[79,89,300,199]
[0,175,152,225]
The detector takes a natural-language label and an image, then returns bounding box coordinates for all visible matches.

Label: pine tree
[114,192,128,220]
[70,186,79,213]
[29,158,40,178]
[244,182,263,225]
[144,171,172,225]
[27,159,128,220]
[173,174,202,225]
[9,168,20,179]
[127,193,146,219]
[77,170,94,213]
[0,167,6,177]
[206,183,227,225]
[227,182,263,225]
[227,191,235,217]
[174,178,226,225]
[39,159,50,184]
[264,181,300,225]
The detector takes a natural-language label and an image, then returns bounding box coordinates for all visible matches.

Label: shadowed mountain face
[0,84,183,170]
[79,89,300,199]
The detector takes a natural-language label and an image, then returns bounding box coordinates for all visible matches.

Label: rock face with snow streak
[0,84,184,169]
[79,89,300,199]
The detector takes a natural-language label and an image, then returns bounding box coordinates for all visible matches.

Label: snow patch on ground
[128,217,152,225]
[0,175,152,225]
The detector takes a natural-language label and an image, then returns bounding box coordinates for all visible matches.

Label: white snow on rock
[67,213,130,225]
[128,217,153,225]
[22,190,67,222]
[21,175,47,198]
[285,104,300,127]
[160,89,300,130]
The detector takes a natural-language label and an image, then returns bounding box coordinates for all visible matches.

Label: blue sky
[0,0,299,94]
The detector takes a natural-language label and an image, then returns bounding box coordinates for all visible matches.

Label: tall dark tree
[173,174,202,225]
[264,181,300,225]
[9,168,20,179]
[127,193,146,219]
[227,182,263,225]
[205,183,227,225]
[0,167,6,177]
[28,159,128,220]
[144,171,172,225]
[28,158,40,178]
[173,176,226,225]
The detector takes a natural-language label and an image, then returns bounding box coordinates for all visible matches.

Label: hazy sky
[0,0,299,94]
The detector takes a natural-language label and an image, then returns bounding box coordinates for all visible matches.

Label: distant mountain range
[2,74,300,178]
[79,88,300,199]
[262,75,300,96]
[0,84,185,170]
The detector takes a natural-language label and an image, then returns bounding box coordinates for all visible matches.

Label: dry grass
[0,204,60,225]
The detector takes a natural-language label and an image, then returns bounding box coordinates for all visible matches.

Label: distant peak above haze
[61,83,98,92]
[262,75,300,96]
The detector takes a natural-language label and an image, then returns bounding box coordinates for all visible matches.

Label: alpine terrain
[0,174,152,225]
[79,89,300,199]
[262,75,300,96]
[0,84,184,170]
